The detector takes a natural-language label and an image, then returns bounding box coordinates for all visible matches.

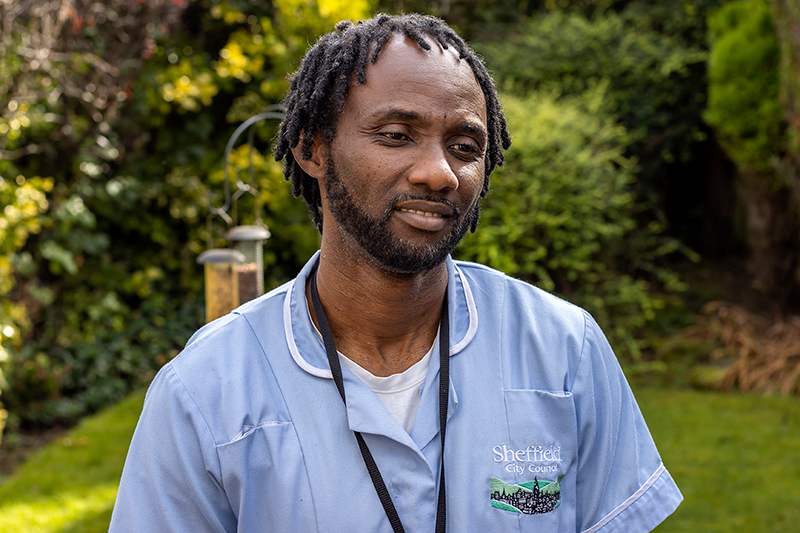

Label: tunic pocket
[216,421,318,532]
[488,389,577,531]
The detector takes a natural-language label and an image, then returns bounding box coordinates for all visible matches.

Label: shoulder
[453,259,595,391]
[454,259,587,332]
[148,280,295,445]
[182,279,293,351]
[169,281,291,384]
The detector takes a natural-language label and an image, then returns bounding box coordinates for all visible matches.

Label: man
[111,13,682,532]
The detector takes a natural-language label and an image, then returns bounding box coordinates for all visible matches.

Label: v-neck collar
[282,252,478,380]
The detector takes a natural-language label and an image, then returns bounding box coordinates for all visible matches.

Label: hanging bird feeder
[197,104,283,322]
[196,248,245,323]
[225,224,270,304]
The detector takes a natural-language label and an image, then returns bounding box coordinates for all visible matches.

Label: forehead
[339,34,487,126]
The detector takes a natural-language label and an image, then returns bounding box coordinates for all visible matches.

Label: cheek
[457,162,485,196]
[337,146,392,184]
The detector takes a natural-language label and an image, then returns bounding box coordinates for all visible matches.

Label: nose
[407,143,459,191]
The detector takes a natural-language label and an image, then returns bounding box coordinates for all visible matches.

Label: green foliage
[703,0,800,301]
[457,90,689,360]
[476,3,714,211]
[377,0,545,41]
[0,0,370,428]
[0,175,54,443]
[770,0,800,162]
[704,0,783,174]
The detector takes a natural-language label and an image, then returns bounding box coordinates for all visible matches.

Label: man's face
[317,35,488,274]
[323,151,478,274]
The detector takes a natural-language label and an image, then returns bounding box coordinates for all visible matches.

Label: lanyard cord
[310,266,449,533]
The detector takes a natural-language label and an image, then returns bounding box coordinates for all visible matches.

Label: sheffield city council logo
[490,443,565,515]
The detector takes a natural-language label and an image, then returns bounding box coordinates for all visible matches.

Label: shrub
[703,0,800,300]
[0,0,366,428]
[683,303,800,395]
[0,175,53,441]
[476,6,711,201]
[704,0,783,173]
[456,90,688,361]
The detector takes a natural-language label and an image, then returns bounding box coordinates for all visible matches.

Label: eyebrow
[367,107,423,123]
[458,121,487,143]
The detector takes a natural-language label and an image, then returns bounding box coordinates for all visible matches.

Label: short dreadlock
[274,13,512,233]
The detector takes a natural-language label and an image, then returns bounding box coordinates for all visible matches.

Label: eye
[450,142,482,159]
[451,143,476,153]
[380,131,409,142]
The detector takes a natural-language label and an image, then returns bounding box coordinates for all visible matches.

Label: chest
[216,335,580,533]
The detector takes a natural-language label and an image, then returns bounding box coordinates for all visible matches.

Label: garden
[1,0,799,530]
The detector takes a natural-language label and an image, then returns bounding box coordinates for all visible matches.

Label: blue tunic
[110,253,682,532]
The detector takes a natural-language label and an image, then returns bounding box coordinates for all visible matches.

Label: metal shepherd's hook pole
[206,104,284,247]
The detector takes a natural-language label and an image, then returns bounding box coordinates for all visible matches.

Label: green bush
[457,90,688,360]
[703,0,800,299]
[704,0,783,173]
[476,5,712,208]
[0,0,368,428]
[0,175,53,441]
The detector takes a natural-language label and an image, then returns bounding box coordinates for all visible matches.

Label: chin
[363,236,457,275]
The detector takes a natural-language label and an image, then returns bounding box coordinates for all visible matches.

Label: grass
[0,389,145,533]
[0,386,798,532]
[637,388,800,532]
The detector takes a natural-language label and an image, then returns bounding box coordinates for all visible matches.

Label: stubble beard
[323,154,480,275]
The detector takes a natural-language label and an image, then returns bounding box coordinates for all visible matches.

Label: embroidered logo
[492,444,562,475]
[490,475,564,514]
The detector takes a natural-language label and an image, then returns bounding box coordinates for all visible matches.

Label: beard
[323,154,480,275]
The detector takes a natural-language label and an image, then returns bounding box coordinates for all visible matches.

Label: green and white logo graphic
[490,475,564,514]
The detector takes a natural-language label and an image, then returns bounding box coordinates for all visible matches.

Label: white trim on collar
[450,262,478,354]
[283,278,333,379]
[283,261,478,379]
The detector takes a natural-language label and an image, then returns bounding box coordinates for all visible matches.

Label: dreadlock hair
[274,12,512,233]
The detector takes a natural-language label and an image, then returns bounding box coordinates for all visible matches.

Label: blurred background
[0,0,799,531]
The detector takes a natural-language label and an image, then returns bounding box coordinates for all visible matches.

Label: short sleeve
[109,365,237,533]
[571,312,682,533]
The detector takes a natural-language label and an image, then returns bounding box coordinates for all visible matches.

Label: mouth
[392,199,456,232]
[396,207,445,218]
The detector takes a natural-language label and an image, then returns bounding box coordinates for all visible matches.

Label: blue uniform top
[110,253,682,532]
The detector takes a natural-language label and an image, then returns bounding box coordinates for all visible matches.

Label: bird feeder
[198,104,283,324]
[225,224,270,303]
[197,248,245,323]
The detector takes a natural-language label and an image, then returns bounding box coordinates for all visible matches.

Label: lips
[392,199,455,232]
[397,207,444,218]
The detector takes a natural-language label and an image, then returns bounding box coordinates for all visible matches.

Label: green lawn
[0,389,145,533]
[638,388,800,532]
[0,387,798,532]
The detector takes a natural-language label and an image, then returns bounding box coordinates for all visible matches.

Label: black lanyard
[310,266,449,533]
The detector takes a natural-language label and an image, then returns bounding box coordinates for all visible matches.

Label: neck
[307,246,448,377]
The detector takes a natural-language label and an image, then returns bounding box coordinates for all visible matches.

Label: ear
[290,132,328,180]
